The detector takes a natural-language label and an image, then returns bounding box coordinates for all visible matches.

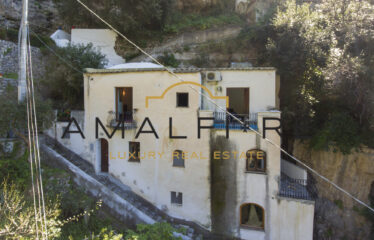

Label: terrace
[213,112,258,130]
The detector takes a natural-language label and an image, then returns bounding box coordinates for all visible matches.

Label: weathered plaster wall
[273,197,314,240]
[210,112,313,240]
[45,111,91,162]
[210,134,238,236]
[202,70,277,113]
[83,71,212,228]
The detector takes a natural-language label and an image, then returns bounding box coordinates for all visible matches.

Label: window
[171,191,183,205]
[116,87,133,121]
[246,149,266,172]
[173,150,184,167]
[176,93,189,107]
[240,203,264,229]
[62,127,70,139]
[129,142,140,162]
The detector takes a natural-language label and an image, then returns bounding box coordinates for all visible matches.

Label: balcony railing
[213,112,258,130]
[279,173,317,201]
[107,111,136,129]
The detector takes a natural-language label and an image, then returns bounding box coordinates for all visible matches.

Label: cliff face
[293,140,374,239]
[0,0,60,33]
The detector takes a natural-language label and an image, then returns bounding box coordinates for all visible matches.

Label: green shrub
[310,112,361,154]
[125,222,184,240]
[41,43,107,109]
[334,199,344,210]
[158,52,180,67]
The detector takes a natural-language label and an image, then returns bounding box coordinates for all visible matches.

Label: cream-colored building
[71,29,125,68]
[48,63,315,239]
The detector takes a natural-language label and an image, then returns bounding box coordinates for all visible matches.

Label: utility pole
[18,0,29,102]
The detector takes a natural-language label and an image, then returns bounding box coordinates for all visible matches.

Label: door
[100,138,109,172]
[226,88,249,114]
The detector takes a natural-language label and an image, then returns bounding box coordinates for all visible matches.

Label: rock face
[293,140,374,240]
[175,0,230,12]
[0,0,60,33]
[0,39,45,79]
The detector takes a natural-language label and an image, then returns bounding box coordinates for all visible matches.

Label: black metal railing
[108,111,136,129]
[213,112,258,130]
[279,173,316,201]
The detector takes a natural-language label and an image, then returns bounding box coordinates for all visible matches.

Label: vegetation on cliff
[0,144,183,239]
[229,0,374,154]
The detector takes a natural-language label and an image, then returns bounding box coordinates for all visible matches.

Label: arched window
[173,150,184,167]
[240,203,265,229]
[246,149,266,172]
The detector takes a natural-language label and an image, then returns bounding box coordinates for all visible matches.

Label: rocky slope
[293,140,374,240]
[0,0,60,34]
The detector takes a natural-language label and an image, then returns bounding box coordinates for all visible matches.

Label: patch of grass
[163,13,244,34]
[3,72,18,79]
[3,47,12,56]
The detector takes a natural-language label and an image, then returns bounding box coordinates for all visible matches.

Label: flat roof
[84,67,276,74]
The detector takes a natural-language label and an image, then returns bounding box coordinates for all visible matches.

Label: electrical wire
[27,26,49,239]
[30,29,84,74]
[75,0,374,213]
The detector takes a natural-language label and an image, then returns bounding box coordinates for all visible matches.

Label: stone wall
[0,0,60,33]
[293,140,374,240]
[0,40,45,79]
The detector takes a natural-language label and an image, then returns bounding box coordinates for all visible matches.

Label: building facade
[47,64,315,239]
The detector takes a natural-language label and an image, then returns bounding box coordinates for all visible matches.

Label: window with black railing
[279,173,316,201]
[213,112,258,130]
[108,111,136,129]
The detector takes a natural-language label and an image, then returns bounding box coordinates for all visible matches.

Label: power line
[30,29,84,74]
[76,0,374,213]
[27,27,49,239]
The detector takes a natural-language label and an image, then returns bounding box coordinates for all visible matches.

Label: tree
[242,0,374,153]
[125,223,183,240]
[0,180,61,239]
[41,43,107,109]
[53,0,173,39]
[0,84,54,139]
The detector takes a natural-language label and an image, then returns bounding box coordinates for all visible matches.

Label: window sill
[171,203,183,207]
[245,170,266,175]
[240,225,265,232]
[128,160,140,163]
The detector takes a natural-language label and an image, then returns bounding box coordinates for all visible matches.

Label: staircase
[40,135,224,240]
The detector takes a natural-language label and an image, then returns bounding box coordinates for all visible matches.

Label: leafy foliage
[54,0,239,40]
[235,0,374,153]
[0,143,30,190]
[0,84,54,139]
[53,0,173,39]
[41,43,107,109]
[0,180,62,239]
[158,52,180,67]
[125,222,183,240]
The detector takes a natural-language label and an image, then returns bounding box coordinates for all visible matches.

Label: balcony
[213,112,258,130]
[107,111,137,129]
[279,173,316,201]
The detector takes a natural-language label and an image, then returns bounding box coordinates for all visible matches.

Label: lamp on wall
[122,88,126,96]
